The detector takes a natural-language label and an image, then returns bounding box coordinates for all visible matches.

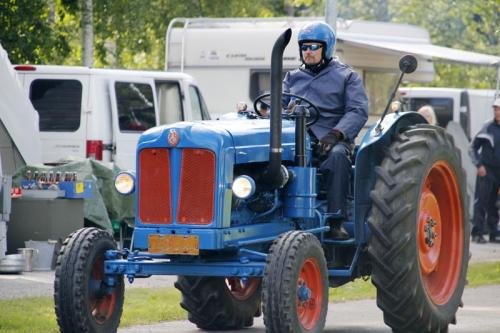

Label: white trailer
[165,17,499,118]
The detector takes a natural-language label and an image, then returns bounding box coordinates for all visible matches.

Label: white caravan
[15,66,210,170]
[165,17,499,119]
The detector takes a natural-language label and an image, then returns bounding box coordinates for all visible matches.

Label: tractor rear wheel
[175,276,261,330]
[54,227,124,333]
[368,125,469,333]
[262,231,328,333]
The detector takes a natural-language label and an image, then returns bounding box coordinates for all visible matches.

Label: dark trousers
[471,166,500,237]
[319,142,352,217]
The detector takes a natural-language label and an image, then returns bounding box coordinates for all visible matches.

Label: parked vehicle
[166,17,498,120]
[55,31,469,333]
[0,44,41,174]
[15,65,210,170]
[399,87,497,139]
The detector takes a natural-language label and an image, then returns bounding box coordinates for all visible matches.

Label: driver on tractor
[283,21,368,239]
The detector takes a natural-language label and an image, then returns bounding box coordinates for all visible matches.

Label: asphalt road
[0,241,498,300]
[0,242,499,332]
[118,285,500,333]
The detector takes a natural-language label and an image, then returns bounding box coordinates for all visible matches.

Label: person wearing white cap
[469,97,500,243]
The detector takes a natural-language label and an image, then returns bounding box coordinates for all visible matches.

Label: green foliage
[390,0,499,88]
[288,0,499,89]
[0,0,497,88]
[0,0,70,64]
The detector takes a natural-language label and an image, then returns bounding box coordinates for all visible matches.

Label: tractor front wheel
[175,275,261,330]
[263,231,328,333]
[368,125,469,332]
[54,227,124,333]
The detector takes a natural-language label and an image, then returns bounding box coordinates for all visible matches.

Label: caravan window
[30,79,82,132]
[189,85,210,120]
[156,81,183,124]
[407,97,454,127]
[115,82,156,132]
[249,70,289,100]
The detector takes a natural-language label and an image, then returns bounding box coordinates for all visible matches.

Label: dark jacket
[469,120,500,168]
[282,60,368,142]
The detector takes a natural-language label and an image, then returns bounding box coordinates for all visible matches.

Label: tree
[0,0,70,64]
[80,0,93,66]
[391,0,499,88]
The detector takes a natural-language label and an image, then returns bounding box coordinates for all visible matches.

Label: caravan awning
[340,37,500,67]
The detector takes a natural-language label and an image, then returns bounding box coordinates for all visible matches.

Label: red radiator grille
[177,149,215,225]
[138,148,172,224]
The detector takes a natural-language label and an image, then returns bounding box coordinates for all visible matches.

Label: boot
[472,234,487,244]
[489,233,500,243]
[328,219,349,240]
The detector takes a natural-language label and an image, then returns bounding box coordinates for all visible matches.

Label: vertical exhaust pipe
[262,28,292,190]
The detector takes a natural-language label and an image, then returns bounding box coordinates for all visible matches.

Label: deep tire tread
[54,227,124,333]
[262,231,328,333]
[368,125,469,333]
[175,275,261,330]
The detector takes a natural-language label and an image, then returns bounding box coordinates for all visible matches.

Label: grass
[0,288,185,333]
[0,261,499,333]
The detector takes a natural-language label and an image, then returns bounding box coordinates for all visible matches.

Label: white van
[398,87,496,139]
[15,65,210,170]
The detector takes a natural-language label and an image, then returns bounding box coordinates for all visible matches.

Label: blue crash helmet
[297,22,336,60]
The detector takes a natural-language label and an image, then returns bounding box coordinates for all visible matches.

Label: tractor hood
[137,119,297,164]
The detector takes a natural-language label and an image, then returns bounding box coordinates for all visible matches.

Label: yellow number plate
[148,234,199,255]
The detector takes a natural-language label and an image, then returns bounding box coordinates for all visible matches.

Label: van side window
[156,81,183,124]
[189,85,210,120]
[407,97,453,127]
[115,82,156,132]
[30,79,82,132]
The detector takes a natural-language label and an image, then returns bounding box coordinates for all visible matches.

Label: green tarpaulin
[13,159,135,231]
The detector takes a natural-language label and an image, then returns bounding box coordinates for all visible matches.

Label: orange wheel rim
[225,277,260,301]
[89,256,117,324]
[418,160,463,305]
[297,258,323,330]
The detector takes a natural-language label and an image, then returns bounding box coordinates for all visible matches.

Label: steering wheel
[253,92,320,127]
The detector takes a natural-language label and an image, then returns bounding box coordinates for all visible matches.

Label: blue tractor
[54,29,469,333]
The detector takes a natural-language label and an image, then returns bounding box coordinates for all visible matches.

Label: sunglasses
[300,43,323,51]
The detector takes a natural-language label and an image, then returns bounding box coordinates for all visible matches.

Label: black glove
[319,130,342,155]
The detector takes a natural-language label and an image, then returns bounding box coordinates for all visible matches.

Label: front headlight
[114,171,135,195]
[232,175,255,199]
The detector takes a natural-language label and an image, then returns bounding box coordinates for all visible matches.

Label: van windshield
[115,82,156,132]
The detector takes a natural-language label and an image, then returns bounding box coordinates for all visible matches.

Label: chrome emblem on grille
[167,129,179,146]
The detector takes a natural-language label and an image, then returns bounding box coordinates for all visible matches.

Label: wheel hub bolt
[298,282,311,302]
[424,217,438,247]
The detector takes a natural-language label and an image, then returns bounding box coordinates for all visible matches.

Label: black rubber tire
[368,125,469,333]
[262,231,328,333]
[54,227,124,333]
[175,276,261,330]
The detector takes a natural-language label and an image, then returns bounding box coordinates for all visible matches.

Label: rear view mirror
[399,55,418,74]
